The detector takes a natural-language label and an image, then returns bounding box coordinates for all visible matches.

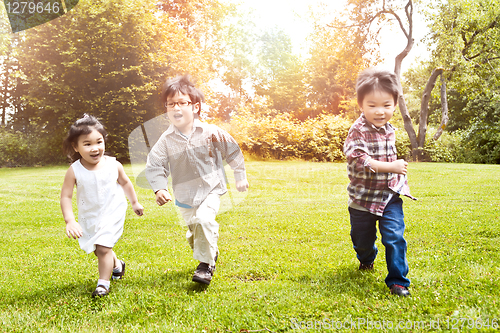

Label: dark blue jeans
[349,194,410,288]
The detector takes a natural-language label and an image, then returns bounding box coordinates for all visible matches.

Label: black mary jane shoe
[92,285,110,297]
[112,260,126,280]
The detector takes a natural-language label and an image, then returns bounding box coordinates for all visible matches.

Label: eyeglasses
[164,101,193,109]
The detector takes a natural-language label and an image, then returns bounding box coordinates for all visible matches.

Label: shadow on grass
[0,266,214,310]
[294,265,389,299]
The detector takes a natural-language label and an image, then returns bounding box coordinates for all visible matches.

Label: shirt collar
[165,119,203,136]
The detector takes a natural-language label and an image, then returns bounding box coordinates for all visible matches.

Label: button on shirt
[145,120,247,208]
[344,115,416,216]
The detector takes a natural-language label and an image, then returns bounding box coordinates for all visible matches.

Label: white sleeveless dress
[72,156,127,254]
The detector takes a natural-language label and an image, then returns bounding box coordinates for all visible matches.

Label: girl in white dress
[60,115,144,297]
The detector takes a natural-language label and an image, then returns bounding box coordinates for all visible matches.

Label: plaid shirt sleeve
[344,124,374,173]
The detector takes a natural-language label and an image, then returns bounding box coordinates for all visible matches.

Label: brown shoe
[92,285,109,297]
[192,262,215,285]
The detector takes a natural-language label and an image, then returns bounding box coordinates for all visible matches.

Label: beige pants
[178,193,220,266]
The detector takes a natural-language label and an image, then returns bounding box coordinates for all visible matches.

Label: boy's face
[165,92,200,134]
[359,90,396,128]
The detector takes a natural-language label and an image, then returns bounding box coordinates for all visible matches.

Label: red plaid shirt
[344,115,415,216]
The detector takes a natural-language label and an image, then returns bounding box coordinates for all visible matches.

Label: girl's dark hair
[356,68,400,106]
[161,75,205,116]
[62,114,107,163]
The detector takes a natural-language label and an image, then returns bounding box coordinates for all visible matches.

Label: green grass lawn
[0,161,499,332]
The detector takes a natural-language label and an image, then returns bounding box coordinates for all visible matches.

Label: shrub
[423,130,462,163]
[0,127,66,167]
[0,128,29,167]
[222,110,352,162]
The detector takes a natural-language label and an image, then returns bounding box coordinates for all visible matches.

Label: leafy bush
[395,129,412,160]
[0,128,29,167]
[423,130,463,163]
[0,127,66,167]
[221,110,352,162]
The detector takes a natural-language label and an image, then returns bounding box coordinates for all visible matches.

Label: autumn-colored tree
[8,0,225,162]
[306,4,373,117]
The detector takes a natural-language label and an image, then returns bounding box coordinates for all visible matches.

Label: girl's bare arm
[60,167,83,238]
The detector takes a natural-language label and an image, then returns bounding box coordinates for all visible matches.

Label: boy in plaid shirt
[343,68,416,297]
[146,75,249,285]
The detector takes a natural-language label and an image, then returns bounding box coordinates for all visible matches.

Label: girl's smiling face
[73,129,105,169]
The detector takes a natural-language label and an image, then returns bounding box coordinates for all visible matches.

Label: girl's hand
[235,179,249,192]
[66,221,83,239]
[133,202,144,216]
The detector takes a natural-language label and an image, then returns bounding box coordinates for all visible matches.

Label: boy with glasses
[146,75,249,285]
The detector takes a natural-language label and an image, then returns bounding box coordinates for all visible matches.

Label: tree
[412,0,500,158]
[9,0,225,162]
[254,28,307,113]
[215,4,257,98]
[307,4,373,116]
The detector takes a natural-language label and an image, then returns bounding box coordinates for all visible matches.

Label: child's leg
[94,245,114,281]
[379,195,410,288]
[180,193,220,266]
[111,250,122,270]
[348,207,378,265]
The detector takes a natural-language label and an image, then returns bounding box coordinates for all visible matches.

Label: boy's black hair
[62,114,107,163]
[161,75,205,116]
[356,68,399,106]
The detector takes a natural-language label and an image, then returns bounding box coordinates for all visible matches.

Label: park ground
[0,161,499,332]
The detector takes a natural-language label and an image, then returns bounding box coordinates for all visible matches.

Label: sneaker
[390,284,411,297]
[112,260,126,280]
[192,252,218,285]
[192,262,215,285]
[92,285,110,297]
[359,262,374,270]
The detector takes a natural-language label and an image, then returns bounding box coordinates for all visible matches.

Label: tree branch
[433,73,449,141]
[418,68,444,148]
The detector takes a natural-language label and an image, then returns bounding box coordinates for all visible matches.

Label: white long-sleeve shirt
[145,119,247,207]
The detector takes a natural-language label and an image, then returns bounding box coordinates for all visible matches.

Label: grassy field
[0,161,499,332]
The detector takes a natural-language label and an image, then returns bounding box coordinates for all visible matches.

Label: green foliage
[395,129,412,160]
[0,127,66,167]
[0,128,28,166]
[422,130,463,163]
[462,96,500,163]
[254,29,308,113]
[224,110,352,162]
[6,0,226,163]
[421,95,500,164]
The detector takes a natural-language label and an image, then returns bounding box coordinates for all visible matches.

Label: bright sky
[226,0,429,72]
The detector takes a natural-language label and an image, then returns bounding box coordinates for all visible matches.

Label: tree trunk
[433,74,449,140]
[417,68,444,148]
[392,0,419,160]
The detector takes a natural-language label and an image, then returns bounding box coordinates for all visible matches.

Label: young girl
[60,114,144,297]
